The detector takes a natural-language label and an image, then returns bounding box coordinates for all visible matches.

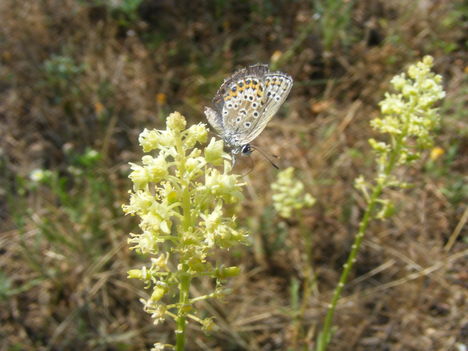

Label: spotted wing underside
[204,106,223,135]
[204,64,293,146]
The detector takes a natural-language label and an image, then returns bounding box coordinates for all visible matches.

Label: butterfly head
[218,131,250,157]
[229,143,253,156]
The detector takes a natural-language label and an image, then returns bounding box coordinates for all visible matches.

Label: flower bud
[128,269,143,279]
[166,111,186,131]
[150,286,167,302]
[204,138,224,165]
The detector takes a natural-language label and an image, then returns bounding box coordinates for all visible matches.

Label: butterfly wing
[204,106,224,135]
[239,72,293,143]
[213,65,268,143]
[208,64,292,147]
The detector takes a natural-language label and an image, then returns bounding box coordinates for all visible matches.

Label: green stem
[316,137,402,351]
[175,270,191,351]
[293,221,318,348]
[316,181,383,351]
[175,184,192,351]
[174,133,192,351]
[175,135,192,230]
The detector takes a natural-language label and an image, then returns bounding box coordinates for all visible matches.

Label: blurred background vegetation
[0,0,467,350]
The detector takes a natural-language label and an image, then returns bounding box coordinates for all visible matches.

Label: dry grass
[1,0,467,350]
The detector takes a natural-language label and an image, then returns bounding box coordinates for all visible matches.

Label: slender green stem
[293,221,318,348]
[175,270,191,351]
[174,133,192,351]
[316,137,403,351]
[316,182,383,351]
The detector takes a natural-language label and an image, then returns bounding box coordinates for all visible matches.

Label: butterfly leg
[231,154,237,168]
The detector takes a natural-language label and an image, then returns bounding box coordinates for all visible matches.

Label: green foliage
[41,54,86,104]
[12,148,118,278]
[43,55,85,82]
[314,0,354,52]
[112,0,143,25]
[432,1,467,53]
[86,0,143,26]
[0,271,44,301]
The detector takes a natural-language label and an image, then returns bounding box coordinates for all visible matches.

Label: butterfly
[204,64,293,160]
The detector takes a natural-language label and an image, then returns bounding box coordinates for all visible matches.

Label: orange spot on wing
[254,86,263,97]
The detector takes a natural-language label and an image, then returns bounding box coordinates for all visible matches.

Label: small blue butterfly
[204,64,293,159]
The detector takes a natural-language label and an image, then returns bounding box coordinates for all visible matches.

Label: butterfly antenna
[251,145,279,169]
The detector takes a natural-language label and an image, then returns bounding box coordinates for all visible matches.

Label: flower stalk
[316,56,445,350]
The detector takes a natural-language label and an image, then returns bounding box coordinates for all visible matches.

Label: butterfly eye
[241,144,252,155]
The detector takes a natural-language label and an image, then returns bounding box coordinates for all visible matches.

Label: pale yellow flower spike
[123,112,247,350]
[271,167,316,219]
